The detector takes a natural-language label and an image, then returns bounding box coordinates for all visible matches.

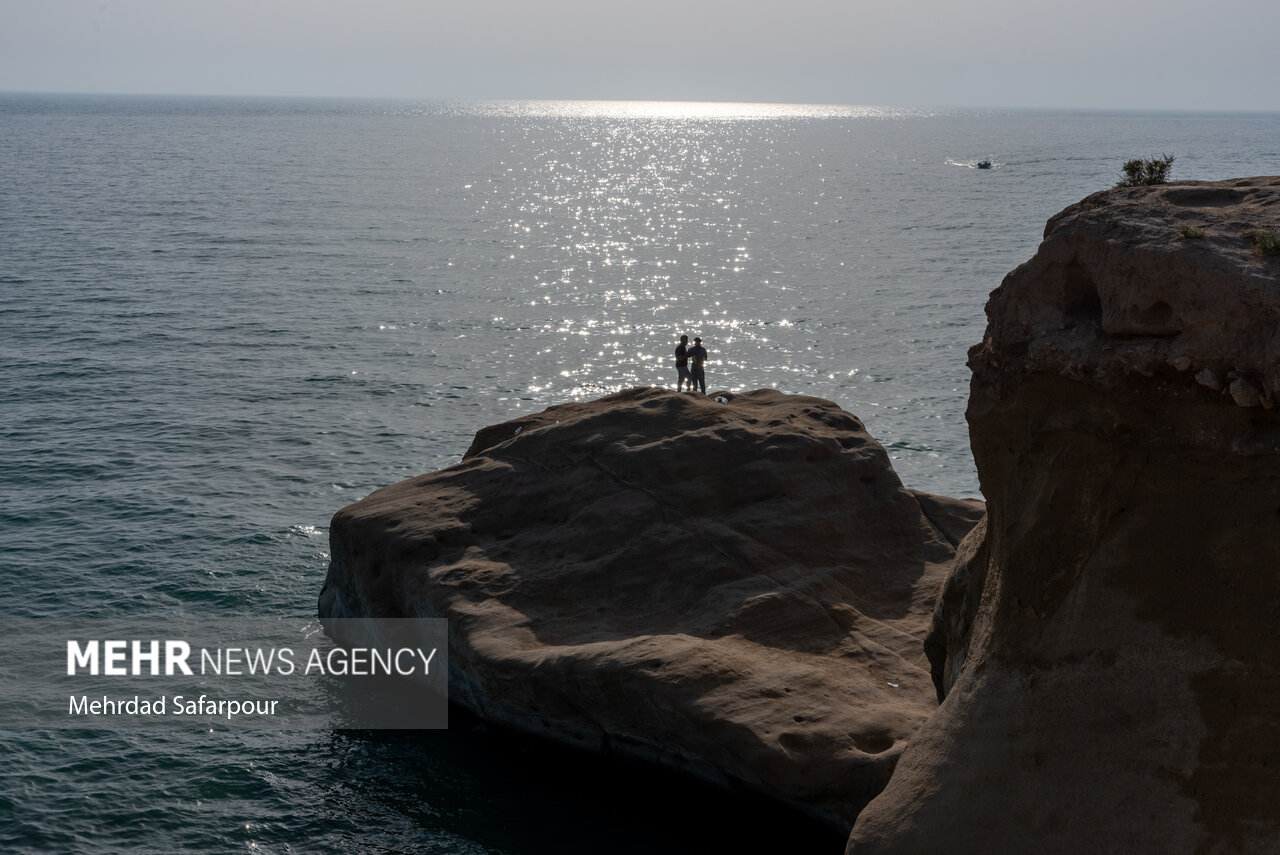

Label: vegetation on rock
[1116,154,1175,187]
[1246,228,1280,256]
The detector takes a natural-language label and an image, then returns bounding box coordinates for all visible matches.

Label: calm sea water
[2,93,1278,853]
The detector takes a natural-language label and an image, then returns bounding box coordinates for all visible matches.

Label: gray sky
[3,0,1277,110]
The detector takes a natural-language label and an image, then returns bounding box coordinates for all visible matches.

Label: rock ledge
[849,178,1280,854]
[320,387,982,829]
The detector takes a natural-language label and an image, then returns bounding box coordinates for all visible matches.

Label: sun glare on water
[471,100,919,121]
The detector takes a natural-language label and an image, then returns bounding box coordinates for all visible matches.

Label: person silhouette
[688,337,708,395]
[674,335,691,391]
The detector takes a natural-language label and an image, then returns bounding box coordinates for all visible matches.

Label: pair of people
[674,334,708,394]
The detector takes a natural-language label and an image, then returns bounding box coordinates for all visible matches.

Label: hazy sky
[3,0,1277,110]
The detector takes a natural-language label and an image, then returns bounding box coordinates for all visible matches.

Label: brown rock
[849,178,1280,854]
[318,387,983,830]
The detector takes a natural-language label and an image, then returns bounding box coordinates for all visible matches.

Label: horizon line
[2,89,1277,117]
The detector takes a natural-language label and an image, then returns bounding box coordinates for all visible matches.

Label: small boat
[976,160,992,169]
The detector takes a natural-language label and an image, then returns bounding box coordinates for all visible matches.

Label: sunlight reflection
[468,100,929,121]
[438,98,966,488]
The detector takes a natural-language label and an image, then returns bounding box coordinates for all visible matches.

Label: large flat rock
[319,387,982,829]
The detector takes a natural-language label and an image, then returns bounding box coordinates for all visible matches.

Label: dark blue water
[2,93,1278,852]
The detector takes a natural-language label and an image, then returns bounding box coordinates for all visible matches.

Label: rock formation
[849,177,1280,853]
[319,387,983,829]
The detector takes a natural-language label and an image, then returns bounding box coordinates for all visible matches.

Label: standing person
[688,337,708,395]
[674,335,691,391]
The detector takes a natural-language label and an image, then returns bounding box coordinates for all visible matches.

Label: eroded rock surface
[319,387,982,829]
[849,177,1280,853]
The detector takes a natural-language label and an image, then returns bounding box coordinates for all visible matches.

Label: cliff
[319,387,983,829]
[849,177,1280,853]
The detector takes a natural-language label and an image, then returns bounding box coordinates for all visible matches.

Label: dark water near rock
[2,93,1277,852]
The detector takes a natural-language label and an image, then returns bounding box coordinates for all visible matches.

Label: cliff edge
[319,387,983,829]
[850,177,1280,853]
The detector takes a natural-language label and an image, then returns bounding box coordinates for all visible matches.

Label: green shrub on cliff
[1116,155,1175,187]
[1177,225,1206,241]
[1246,228,1280,256]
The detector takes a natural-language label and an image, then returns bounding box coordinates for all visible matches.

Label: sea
[2,93,1277,853]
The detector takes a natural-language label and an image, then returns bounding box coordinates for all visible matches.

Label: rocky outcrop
[319,387,983,829]
[849,177,1280,853]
